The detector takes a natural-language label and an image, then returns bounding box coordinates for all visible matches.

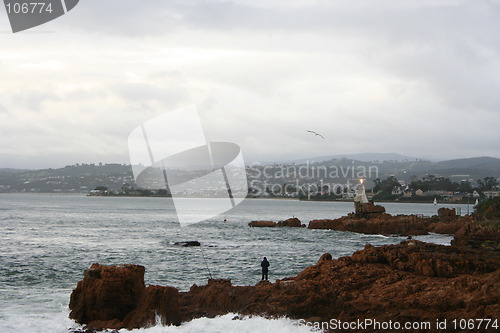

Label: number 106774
[5,2,54,14]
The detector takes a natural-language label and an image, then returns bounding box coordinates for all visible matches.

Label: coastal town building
[483,190,500,199]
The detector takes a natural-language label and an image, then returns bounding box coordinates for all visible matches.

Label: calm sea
[0,194,464,332]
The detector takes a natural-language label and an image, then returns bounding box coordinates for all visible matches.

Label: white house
[483,191,500,199]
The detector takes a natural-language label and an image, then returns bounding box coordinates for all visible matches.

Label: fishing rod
[199,243,213,280]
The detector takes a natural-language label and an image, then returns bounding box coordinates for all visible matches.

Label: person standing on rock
[261,257,270,280]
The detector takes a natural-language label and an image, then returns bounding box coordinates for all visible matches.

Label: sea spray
[119,314,319,333]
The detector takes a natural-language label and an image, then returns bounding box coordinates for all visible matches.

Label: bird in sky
[307,130,325,139]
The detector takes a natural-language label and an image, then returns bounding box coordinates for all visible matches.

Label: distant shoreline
[0,191,476,206]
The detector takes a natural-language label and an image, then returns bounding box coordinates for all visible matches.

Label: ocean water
[0,194,462,333]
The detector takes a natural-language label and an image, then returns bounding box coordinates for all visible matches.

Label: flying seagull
[307,130,325,139]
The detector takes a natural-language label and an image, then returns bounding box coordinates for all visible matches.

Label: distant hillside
[434,157,500,171]
[295,156,500,182]
[0,164,135,193]
[49,163,133,176]
[0,168,29,173]
[0,157,498,193]
[391,157,500,180]
[291,152,421,164]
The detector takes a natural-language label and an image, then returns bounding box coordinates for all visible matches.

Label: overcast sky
[1,0,499,169]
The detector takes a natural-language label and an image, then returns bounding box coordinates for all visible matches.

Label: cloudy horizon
[1,0,499,169]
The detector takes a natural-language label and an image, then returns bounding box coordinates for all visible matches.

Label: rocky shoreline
[69,199,500,332]
[69,239,499,332]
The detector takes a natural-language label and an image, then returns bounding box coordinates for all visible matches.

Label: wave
[121,314,317,333]
[1,310,317,333]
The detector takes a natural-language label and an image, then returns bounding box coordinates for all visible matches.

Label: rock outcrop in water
[354,201,386,216]
[69,242,500,332]
[277,217,303,227]
[69,264,181,330]
[248,220,277,227]
[437,207,457,218]
[308,211,470,236]
[248,217,304,227]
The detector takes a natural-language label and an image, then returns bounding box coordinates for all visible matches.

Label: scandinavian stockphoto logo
[4,0,79,33]
[128,106,248,226]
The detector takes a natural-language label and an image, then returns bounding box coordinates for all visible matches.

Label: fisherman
[261,257,270,280]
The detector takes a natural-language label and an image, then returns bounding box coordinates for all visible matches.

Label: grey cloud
[63,87,109,101]
[60,1,499,40]
[61,0,181,36]
[112,81,186,102]
[2,0,500,169]
[12,90,60,111]
[378,44,500,109]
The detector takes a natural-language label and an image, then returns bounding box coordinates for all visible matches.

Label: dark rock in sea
[69,242,500,332]
[174,241,201,247]
[69,329,119,333]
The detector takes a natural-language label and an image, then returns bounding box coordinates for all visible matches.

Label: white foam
[0,311,318,333]
[413,233,453,246]
[120,314,319,333]
[0,309,81,333]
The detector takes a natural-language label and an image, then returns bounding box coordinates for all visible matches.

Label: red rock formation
[351,242,498,277]
[248,221,277,227]
[450,198,500,250]
[249,217,304,227]
[69,243,500,332]
[308,212,471,236]
[69,264,181,330]
[277,217,303,227]
[123,285,181,328]
[438,207,456,218]
[355,201,386,216]
[452,223,500,250]
[308,214,430,236]
[69,263,147,330]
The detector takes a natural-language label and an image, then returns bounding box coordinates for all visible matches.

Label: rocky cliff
[69,241,500,332]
